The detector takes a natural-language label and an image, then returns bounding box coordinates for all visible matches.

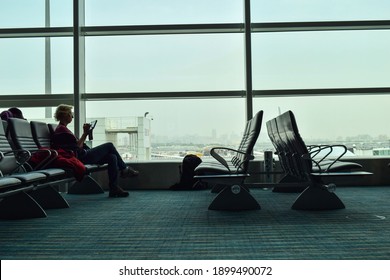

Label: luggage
[170,154,205,190]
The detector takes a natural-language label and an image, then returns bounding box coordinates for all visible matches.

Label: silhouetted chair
[274,110,372,210]
[194,110,263,211]
[267,111,365,193]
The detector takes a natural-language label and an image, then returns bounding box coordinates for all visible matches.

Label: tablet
[89,120,97,131]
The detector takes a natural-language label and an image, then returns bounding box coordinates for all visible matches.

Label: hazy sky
[1,1,390,142]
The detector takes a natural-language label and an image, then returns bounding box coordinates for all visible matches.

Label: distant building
[372,148,390,156]
[88,117,152,160]
[39,116,152,160]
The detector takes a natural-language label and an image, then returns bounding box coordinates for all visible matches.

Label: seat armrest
[27,148,58,170]
[0,149,32,174]
[210,147,255,173]
[303,144,348,173]
[210,147,231,172]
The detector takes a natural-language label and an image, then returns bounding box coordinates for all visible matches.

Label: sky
[1,0,390,142]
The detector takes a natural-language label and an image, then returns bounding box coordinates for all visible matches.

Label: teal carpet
[0,187,389,260]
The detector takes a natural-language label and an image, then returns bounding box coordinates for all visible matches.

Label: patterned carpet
[0,186,389,260]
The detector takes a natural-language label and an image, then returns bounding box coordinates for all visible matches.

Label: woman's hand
[83,123,91,134]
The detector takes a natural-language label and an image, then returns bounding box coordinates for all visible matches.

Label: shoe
[109,187,129,198]
[120,166,139,178]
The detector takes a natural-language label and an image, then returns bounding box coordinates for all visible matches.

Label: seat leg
[208,185,261,211]
[28,186,70,209]
[292,185,345,210]
[0,192,47,220]
[68,175,104,194]
[273,174,307,193]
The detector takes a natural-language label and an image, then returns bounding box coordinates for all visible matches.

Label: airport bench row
[266,110,372,210]
[0,118,106,220]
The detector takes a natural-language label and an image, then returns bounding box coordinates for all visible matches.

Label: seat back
[7,118,38,151]
[231,119,251,168]
[276,115,299,177]
[266,119,277,150]
[31,121,52,149]
[278,111,312,179]
[231,110,263,172]
[48,123,57,136]
[0,120,23,175]
[266,118,289,174]
[282,111,310,156]
[2,120,8,137]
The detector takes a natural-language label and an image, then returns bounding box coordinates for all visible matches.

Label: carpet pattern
[0,187,389,260]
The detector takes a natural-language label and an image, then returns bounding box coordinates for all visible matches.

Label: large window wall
[1,0,390,160]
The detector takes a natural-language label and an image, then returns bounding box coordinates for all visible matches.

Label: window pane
[85,0,244,26]
[0,1,72,28]
[0,38,44,94]
[86,34,245,93]
[252,30,390,90]
[51,38,73,93]
[254,95,390,156]
[0,0,44,28]
[252,0,390,22]
[0,38,73,95]
[86,99,246,160]
[50,0,73,27]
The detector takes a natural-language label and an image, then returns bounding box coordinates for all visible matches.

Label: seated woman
[51,104,138,198]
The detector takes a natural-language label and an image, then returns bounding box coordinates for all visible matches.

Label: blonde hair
[54,104,73,122]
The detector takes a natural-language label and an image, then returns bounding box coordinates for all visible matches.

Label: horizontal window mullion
[253,87,390,97]
[0,27,73,38]
[3,88,389,105]
[0,94,73,107]
[2,20,390,38]
[82,91,246,100]
[82,23,244,36]
[252,20,390,33]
